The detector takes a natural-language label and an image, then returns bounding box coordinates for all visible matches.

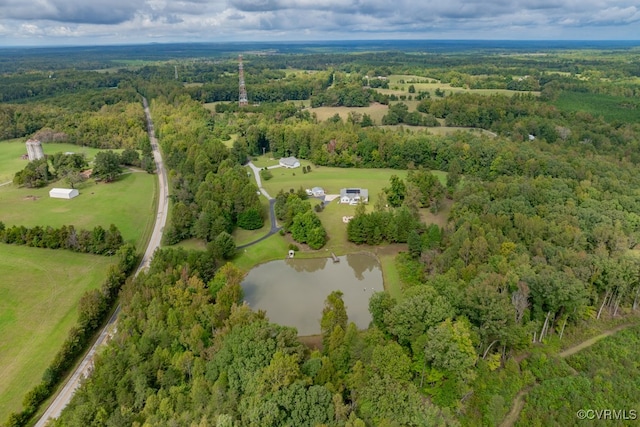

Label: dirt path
[499,386,533,427]
[499,322,636,427]
[558,323,632,358]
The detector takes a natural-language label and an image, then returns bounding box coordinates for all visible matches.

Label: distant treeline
[0,222,124,255]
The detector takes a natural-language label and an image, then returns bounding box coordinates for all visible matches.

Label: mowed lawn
[0,244,113,420]
[0,171,156,249]
[253,159,447,254]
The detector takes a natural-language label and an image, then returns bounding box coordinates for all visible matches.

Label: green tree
[210,231,236,260]
[408,229,423,258]
[384,175,406,207]
[385,286,454,346]
[421,318,477,382]
[92,150,122,182]
[321,291,348,349]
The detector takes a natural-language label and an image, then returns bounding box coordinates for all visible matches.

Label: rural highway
[35,97,169,426]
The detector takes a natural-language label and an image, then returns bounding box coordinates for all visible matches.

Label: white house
[311,186,325,197]
[279,156,300,169]
[49,188,79,199]
[339,188,368,204]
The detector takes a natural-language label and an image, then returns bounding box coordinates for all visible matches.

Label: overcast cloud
[0,0,638,45]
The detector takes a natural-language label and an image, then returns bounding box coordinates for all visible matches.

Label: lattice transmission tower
[238,54,248,107]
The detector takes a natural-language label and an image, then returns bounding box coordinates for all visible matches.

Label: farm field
[306,103,388,124]
[0,171,155,249]
[0,244,113,420]
[383,74,541,97]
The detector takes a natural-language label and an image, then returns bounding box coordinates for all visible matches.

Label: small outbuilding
[49,188,79,199]
[279,156,301,169]
[311,186,325,197]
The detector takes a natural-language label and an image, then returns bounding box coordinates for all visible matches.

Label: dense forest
[1,42,640,426]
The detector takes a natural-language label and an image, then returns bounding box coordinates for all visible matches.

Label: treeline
[0,222,124,255]
[4,244,138,427]
[150,96,263,244]
[310,82,387,107]
[0,69,124,103]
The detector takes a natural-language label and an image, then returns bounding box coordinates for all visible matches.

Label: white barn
[49,188,79,199]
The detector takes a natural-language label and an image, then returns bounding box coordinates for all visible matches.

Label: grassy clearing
[376,246,405,299]
[249,155,281,169]
[232,233,290,272]
[0,171,155,250]
[261,162,410,202]
[173,238,207,251]
[383,74,540,97]
[0,244,113,420]
[307,103,388,124]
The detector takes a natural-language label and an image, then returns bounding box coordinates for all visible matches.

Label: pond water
[241,253,384,336]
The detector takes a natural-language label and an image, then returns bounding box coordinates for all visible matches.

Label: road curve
[35,96,169,426]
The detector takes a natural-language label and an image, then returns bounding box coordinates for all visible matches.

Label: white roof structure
[49,188,79,199]
[279,156,300,168]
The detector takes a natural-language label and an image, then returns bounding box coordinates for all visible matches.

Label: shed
[311,186,325,197]
[49,188,79,199]
[279,156,301,169]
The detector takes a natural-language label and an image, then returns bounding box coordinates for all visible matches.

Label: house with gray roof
[279,156,300,168]
[340,188,368,204]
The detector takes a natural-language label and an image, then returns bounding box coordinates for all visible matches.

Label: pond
[241,252,384,336]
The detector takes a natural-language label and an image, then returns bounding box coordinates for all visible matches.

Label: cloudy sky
[0,0,638,46]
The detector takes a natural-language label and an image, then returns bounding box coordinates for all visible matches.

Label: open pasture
[0,244,113,420]
[0,171,155,249]
[383,74,540,97]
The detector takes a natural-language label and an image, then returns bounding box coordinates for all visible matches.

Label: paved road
[35,96,169,426]
[237,162,281,249]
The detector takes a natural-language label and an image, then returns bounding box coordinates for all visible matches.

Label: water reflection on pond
[241,253,384,336]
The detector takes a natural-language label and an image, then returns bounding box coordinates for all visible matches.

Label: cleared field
[382,74,540,97]
[0,171,155,249]
[0,244,113,420]
[307,103,388,124]
[0,141,104,184]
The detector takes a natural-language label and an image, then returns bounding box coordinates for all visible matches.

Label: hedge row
[0,222,124,255]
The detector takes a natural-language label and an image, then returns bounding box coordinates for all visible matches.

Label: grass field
[553,91,640,123]
[0,171,155,249]
[384,74,540,97]
[0,244,113,420]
